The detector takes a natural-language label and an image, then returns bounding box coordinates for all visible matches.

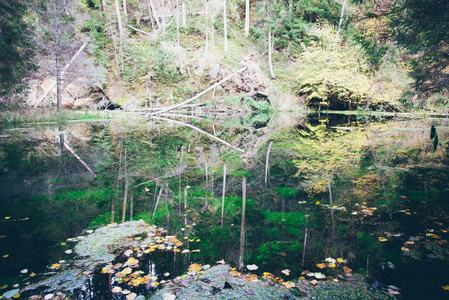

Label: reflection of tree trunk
[59,130,65,155]
[63,140,95,174]
[179,145,184,199]
[268,0,275,79]
[184,186,188,226]
[326,169,336,239]
[239,177,247,271]
[265,140,273,187]
[111,204,115,223]
[301,226,308,267]
[366,134,387,200]
[205,162,208,208]
[130,196,133,220]
[151,116,244,152]
[221,164,226,227]
[153,185,164,215]
[122,148,128,222]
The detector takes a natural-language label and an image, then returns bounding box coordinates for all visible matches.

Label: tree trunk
[221,164,226,227]
[123,0,127,17]
[239,177,247,270]
[301,226,308,267]
[114,0,124,39]
[223,0,227,53]
[205,0,208,56]
[268,0,275,79]
[336,0,347,37]
[182,0,186,27]
[245,0,250,36]
[184,186,188,226]
[130,196,133,220]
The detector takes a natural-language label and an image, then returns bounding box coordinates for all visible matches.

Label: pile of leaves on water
[1,220,397,299]
[150,263,396,300]
[2,220,194,299]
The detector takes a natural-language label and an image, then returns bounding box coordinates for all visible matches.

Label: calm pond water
[1,111,449,299]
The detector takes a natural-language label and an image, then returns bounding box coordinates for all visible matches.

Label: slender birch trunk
[184,186,188,226]
[221,164,226,227]
[130,196,133,220]
[336,0,347,37]
[244,0,250,36]
[182,0,186,27]
[205,0,208,56]
[114,0,124,39]
[123,0,127,17]
[223,0,227,53]
[301,226,308,267]
[268,0,275,79]
[239,177,247,270]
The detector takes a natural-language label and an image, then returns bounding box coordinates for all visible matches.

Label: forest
[1,1,449,300]
[0,0,448,113]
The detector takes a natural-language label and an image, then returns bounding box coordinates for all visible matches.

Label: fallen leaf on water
[263,272,274,280]
[126,292,137,300]
[343,266,352,273]
[316,201,320,205]
[325,258,336,264]
[20,269,28,274]
[30,273,36,277]
[49,263,60,269]
[246,264,258,271]
[378,237,388,242]
[162,293,176,300]
[150,281,159,287]
[327,263,336,268]
[337,258,345,263]
[281,269,290,276]
[0,285,7,289]
[173,248,180,253]
[309,279,319,286]
[442,285,449,290]
[188,264,202,272]
[181,249,190,254]
[316,263,326,269]
[122,267,132,275]
[111,287,122,293]
[64,250,72,254]
[283,281,295,288]
[388,289,400,295]
[314,272,326,279]
[2,255,9,258]
[401,247,409,252]
[121,289,131,295]
[13,294,20,298]
[189,239,194,242]
[5,217,11,220]
[217,259,225,264]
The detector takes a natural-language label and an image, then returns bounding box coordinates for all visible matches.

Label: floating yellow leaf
[175,241,183,247]
[281,219,286,222]
[122,267,132,275]
[337,258,344,263]
[13,294,20,298]
[442,285,449,290]
[134,237,142,241]
[144,187,149,192]
[405,212,411,215]
[2,255,9,258]
[327,263,336,268]
[150,281,159,287]
[30,273,36,277]
[263,272,274,280]
[5,217,10,220]
[0,285,7,289]
[116,272,125,278]
[378,237,388,242]
[196,239,201,242]
[316,263,326,269]
[50,263,60,269]
[343,266,352,273]
[189,239,194,242]
[126,292,137,300]
[436,222,443,226]
[173,248,180,253]
[401,247,409,252]
[111,287,122,293]
[316,201,320,205]
[188,264,202,271]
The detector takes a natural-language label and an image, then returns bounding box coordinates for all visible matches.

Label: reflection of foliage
[264,211,306,237]
[352,174,381,202]
[275,187,298,198]
[255,241,303,274]
[294,122,365,196]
